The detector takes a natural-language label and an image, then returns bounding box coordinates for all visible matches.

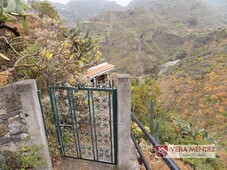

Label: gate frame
[49,84,118,165]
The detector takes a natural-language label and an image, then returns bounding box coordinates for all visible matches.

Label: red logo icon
[155,145,168,158]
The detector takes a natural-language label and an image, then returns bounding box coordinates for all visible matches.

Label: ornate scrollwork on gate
[50,82,117,164]
[94,96,109,111]
[79,130,91,142]
[54,89,72,125]
[97,132,110,145]
[80,145,93,158]
[96,115,109,128]
[98,147,111,159]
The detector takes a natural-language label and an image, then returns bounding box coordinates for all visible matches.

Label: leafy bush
[187,16,198,27]
[29,0,59,20]
[131,121,150,141]
[184,158,220,170]
[158,118,177,144]
[131,77,161,125]
[0,16,102,92]
[0,145,44,170]
[175,48,188,60]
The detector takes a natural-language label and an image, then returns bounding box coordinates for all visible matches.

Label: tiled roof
[85,63,114,79]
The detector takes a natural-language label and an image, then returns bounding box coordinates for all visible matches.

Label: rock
[0,137,11,145]
[0,124,8,137]
[8,115,20,123]
[0,109,6,116]
[4,94,22,113]
[8,121,24,135]
[12,133,29,142]
[0,110,21,120]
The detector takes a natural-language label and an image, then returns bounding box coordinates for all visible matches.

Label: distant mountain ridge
[52,0,227,24]
[128,0,227,12]
[51,0,122,22]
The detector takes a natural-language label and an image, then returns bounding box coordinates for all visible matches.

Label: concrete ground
[59,158,116,170]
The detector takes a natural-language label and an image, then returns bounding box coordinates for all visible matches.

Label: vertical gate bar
[112,89,118,164]
[49,87,64,156]
[55,89,66,156]
[56,89,66,156]
[67,89,79,157]
[72,89,82,158]
[87,90,96,160]
[91,90,98,161]
[108,91,113,163]
[61,126,66,156]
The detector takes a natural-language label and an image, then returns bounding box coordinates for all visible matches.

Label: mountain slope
[159,37,227,155]
[128,0,227,18]
[85,0,226,75]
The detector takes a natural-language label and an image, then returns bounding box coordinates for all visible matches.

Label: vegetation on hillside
[0,145,44,169]
[85,0,226,77]
[130,76,224,169]
[0,0,103,91]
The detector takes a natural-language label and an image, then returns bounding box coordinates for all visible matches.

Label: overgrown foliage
[0,1,102,91]
[0,145,44,170]
[131,75,222,169]
[131,77,161,125]
[175,48,188,60]
[28,0,59,20]
[187,16,198,27]
[0,0,30,35]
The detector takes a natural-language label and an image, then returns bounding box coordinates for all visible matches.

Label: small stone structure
[0,80,52,169]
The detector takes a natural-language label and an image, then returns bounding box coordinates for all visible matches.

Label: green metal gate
[49,83,118,164]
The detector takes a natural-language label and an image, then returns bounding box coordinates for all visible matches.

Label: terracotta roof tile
[85,63,114,78]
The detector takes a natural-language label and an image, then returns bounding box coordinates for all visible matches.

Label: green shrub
[158,119,177,144]
[187,17,198,27]
[0,145,44,170]
[175,48,188,60]
[184,158,220,170]
[29,0,59,20]
[131,77,161,125]
[223,112,227,117]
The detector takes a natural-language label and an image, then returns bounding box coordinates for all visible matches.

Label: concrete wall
[0,80,52,169]
[116,74,140,170]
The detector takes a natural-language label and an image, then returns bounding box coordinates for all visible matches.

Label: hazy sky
[51,0,133,6]
[108,0,132,6]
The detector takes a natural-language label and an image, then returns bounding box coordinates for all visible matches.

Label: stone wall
[0,80,52,169]
[0,85,28,148]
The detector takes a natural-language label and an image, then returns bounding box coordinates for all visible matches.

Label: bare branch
[0,22,20,36]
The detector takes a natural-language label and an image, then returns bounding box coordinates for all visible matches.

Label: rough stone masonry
[0,80,52,169]
[0,86,28,148]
